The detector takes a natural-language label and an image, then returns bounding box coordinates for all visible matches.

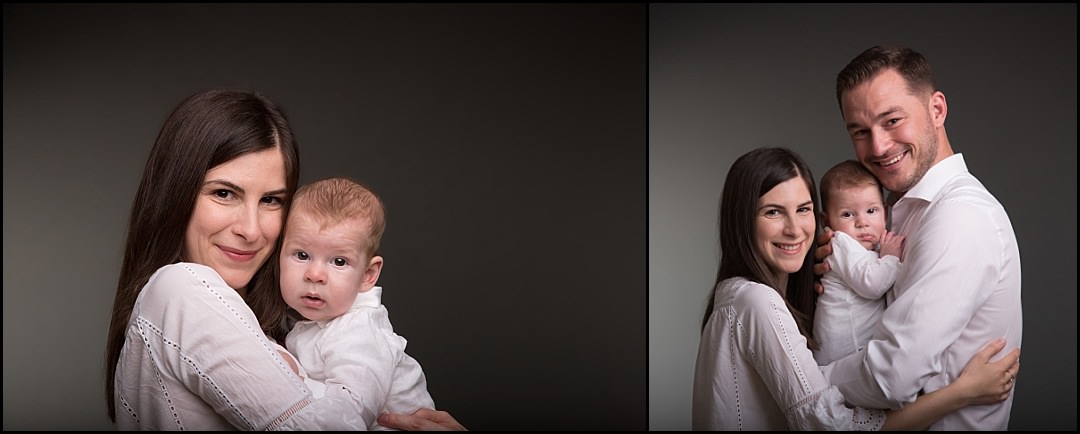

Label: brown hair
[819,159,883,214]
[702,147,821,350]
[104,89,300,421]
[836,44,937,109]
[291,176,386,258]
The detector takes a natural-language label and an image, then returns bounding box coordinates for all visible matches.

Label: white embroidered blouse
[114,262,369,430]
[692,277,885,430]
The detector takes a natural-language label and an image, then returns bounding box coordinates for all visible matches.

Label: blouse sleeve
[736,282,885,430]
[135,263,368,430]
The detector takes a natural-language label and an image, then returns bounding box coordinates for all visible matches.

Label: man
[816,45,1022,430]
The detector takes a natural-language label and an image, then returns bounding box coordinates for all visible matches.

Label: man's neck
[886,190,904,207]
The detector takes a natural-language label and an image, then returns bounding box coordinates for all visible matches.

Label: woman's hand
[377,408,467,431]
[954,338,1020,405]
[278,350,300,376]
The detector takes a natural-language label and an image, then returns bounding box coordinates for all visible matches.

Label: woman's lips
[219,246,257,262]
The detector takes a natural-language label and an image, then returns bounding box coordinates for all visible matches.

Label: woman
[103,89,464,430]
[691,147,1018,430]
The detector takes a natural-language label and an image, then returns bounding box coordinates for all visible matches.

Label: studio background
[3,4,646,430]
[649,3,1076,431]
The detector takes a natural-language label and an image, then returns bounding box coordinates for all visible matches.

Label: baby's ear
[362,255,384,289]
[819,212,831,229]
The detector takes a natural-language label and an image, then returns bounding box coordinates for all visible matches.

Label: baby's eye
[840,211,853,218]
[867,207,879,214]
[296,251,309,261]
[332,257,348,267]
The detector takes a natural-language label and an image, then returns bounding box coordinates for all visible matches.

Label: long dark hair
[104,89,301,421]
[701,147,821,350]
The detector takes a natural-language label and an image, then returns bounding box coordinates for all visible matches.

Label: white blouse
[114,262,369,430]
[692,277,885,431]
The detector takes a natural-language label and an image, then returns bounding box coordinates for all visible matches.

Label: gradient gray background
[3,4,646,430]
[650,3,1076,431]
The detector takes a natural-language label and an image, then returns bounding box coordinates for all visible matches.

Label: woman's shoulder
[718,276,776,297]
[148,262,225,288]
[718,277,786,312]
[141,262,237,304]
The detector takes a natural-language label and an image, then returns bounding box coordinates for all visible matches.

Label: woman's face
[182,148,288,293]
[755,176,815,284]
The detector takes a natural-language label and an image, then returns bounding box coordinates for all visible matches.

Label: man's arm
[825,200,1008,408]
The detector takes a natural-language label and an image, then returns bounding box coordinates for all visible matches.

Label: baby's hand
[879,229,905,260]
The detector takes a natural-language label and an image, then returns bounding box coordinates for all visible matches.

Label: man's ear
[930,90,948,127]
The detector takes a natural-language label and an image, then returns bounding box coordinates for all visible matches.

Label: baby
[279,176,434,430]
[813,160,905,365]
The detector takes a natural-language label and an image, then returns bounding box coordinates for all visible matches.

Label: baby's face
[279,213,374,321]
[824,184,887,250]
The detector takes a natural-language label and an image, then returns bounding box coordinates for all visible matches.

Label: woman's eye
[213,189,233,200]
[262,196,283,205]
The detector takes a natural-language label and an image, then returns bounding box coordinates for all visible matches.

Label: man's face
[840,69,943,194]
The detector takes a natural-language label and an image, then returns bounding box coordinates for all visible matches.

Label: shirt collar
[892,153,968,206]
[290,286,385,328]
[351,285,383,310]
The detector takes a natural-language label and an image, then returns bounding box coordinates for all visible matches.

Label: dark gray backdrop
[3,4,646,430]
[649,3,1076,431]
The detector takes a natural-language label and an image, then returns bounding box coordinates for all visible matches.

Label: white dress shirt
[287,286,435,431]
[822,153,1023,430]
[115,262,370,430]
[814,230,898,365]
[693,277,886,431]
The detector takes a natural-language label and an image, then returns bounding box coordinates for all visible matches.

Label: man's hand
[813,227,835,294]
